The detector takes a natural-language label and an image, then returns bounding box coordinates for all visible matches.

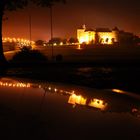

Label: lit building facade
[77,25,119,45]
[77,25,96,44]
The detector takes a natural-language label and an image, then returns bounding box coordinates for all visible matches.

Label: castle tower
[112,27,119,42]
[82,24,86,30]
[77,25,86,44]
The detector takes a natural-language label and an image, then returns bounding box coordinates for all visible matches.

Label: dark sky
[3,0,140,41]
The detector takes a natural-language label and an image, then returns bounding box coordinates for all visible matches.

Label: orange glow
[48,87,51,90]
[100,35,112,44]
[77,29,95,44]
[77,45,82,50]
[88,98,107,110]
[112,89,126,94]
[0,81,30,88]
[68,94,87,105]
[68,93,108,110]
[77,25,118,45]
[2,37,35,47]
[0,79,109,112]
[54,88,58,92]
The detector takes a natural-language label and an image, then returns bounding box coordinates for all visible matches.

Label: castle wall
[77,26,119,45]
[77,29,86,44]
[97,32,117,44]
[77,29,96,44]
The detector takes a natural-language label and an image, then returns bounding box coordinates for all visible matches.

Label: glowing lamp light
[60,42,63,46]
[48,87,51,90]
[0,81,32,89]
[77,45,82,50]
[53,43,57,46]
[54,88,58,92]
[2,37,35,48]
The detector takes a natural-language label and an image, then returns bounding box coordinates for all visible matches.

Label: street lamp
[29,13,32,47]
[50,5,54,60]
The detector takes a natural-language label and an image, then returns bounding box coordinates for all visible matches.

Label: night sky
[3,0,140,41]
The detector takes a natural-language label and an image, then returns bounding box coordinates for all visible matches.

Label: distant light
[48,87,51,90]
[77,45,82,50]
[53,43,57,46]
[2,37,35,47]
[112,89,125,94]
[60,90,63,93]
[60,42,63,46]
[43,44,46,47]
[54,88,57,92]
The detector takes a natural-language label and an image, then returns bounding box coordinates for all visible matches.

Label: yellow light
[112,89,125,94]
[13,38,16,42]
[60,90,63,93]
[54,88,57,92]
[68,94,87,106]
[9,39,12,42]
[79,37,87,44]
[13,84,16,87]
[77,45,82,50]
[60,42,63,46]
[27,83,31,88]
[17,38,20,42]
[53,43,57,46]
[88,98,107,110]
[48,87,51,90]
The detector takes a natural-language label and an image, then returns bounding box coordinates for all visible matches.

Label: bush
[11,47,48,64]
[55,54,63,62]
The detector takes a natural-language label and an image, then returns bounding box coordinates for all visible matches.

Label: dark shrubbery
[11,46,48,65]
[55,54,63,62]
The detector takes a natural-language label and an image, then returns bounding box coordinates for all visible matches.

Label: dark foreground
[0,77,140,140]
[5,62,140,94]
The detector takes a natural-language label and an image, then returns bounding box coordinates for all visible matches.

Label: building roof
[85,28,95,32]
[78,24,86,30]
[96,28,111,32]
[112,27,119,31]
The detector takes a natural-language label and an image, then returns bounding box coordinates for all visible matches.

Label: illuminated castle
[77,25,119,44]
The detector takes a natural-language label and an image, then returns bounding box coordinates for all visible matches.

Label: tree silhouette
[0,0,65,65]
[69,37,78,44]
